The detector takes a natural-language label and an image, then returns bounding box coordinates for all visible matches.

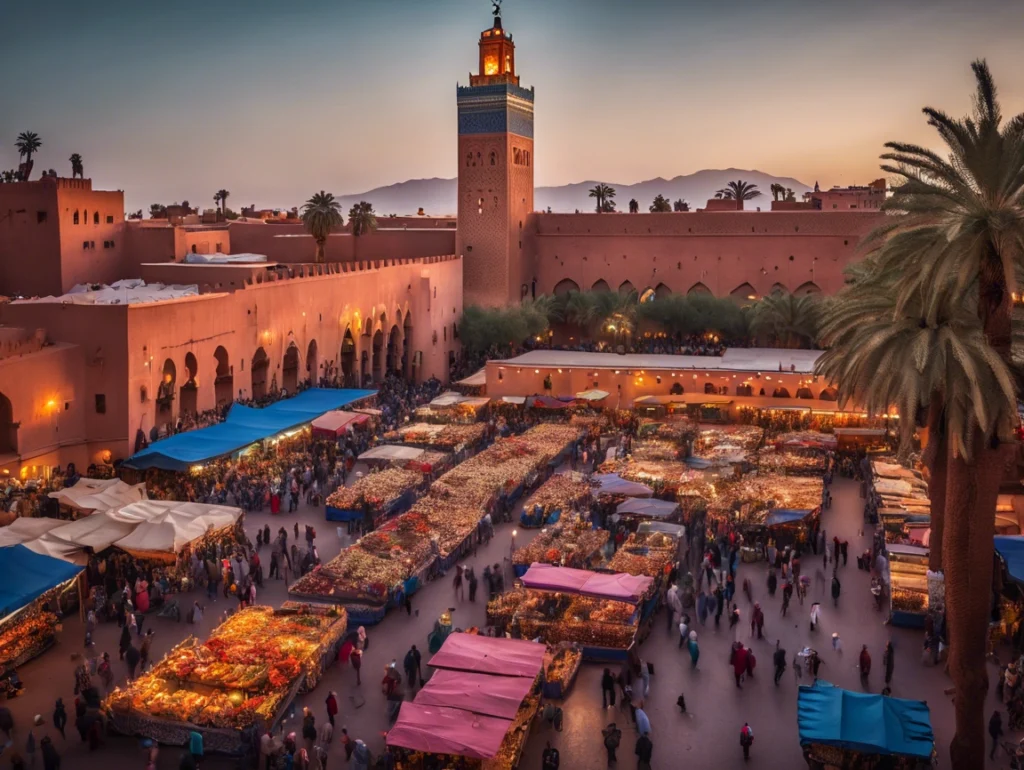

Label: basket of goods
[542,645,583,699]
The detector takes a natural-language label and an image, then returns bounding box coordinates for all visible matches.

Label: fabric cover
[0,544,83,617]
[49,478,147,513]
[359,445,426,462]
[593,474,653,498]
[427,634,546,678]
[765,509,813,527]
[386,702,510,759]
[311,410,366,438]
[615,498,680,519]
[0,517,67,547]
[414,669,534,719]
[520,563,653,603]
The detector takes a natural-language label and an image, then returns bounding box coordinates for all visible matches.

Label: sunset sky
[3,0,1023,212]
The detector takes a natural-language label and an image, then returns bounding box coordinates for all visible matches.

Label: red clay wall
[55,180,126,291]
[0,181,62,297]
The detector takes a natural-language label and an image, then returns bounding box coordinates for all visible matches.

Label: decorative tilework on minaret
[457,9,535,307]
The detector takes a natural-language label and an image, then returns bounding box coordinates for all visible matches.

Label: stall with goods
[614,497,680,524]
[598,457,692,497]
[833,427,888,452]
[542,644,583,699]
[797,682,935,769]
[886,544,930,628]
[637,418,697,445]
[593,474,653,499]
[512,518,609,576]
[710,475,823,524]
[108,501,245,564]
[381,422,489,456]
[570,413,613,439]
[691,425,764,464]
[773,431,837,453]
[310,410,370,439]
[870,461,930,515]
[324,467,424,524]
[105,603,347,753]
[0,545,83,669]
[755,446,827,477]
[607,528,681,579]
[414,392,491,425]
[519,473,591,528]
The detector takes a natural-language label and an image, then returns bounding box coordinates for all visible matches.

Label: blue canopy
[765,509,812,527]
[0,544,84,618]
[127,388,376,471]
[797,682,934,759]
[995,536,1024,584]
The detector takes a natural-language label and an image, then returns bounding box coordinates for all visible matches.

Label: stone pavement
[0,474,1004,768]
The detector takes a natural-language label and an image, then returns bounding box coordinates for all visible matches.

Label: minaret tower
[456,2,535,307]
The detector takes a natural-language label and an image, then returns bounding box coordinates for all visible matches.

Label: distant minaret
[814,181,820,193]
[456,3,535,307]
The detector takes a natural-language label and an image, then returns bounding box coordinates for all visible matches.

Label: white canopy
[111,501,242,555]
[16,280,198,306]
[360,445,426,462]
[0,517,67,547]
[575,389,610,402]
[456,368,487,387]
[49,478,148,513]
[49,512,138,551]
[21,533,90,566]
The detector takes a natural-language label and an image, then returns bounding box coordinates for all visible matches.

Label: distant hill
[336,168,811,216]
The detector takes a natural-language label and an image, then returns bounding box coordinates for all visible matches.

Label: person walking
[635,733,653,770]
[989,709,1004,760]
[118,624,131,661]
[687,631,699,670]
[52,698,67,739]
[467,568,478,602]
[351,648,362,686]
[677,615,689,649]
[773,641,787,686]
[453,566,464,601]
[325,691,338,728]
[882,641,895,689]
[404,645,422,690]
[740,723,754,761]
[714,585,725,627]
[125,642,141,680]
[809,602,821,631]
[858,645,871,689]
[542,740,560,770]
[601,723,622,765]
[731,644,748,689]
[751,603,764,639]
[140,630,154,672]
[601,668,616,708]
[831,572,841,608]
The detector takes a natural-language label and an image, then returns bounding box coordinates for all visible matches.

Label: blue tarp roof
[127,388,375,471]
[995,536,1024,584]
[797,682,934,758]
[0,544,84,618]
[765,509,812,527]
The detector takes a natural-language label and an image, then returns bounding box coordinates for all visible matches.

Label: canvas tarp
[49,478,147,513]
[109,501,242,556]
[575,389,609,402]
[593,474,653,498]
[520,563,654,603]
[765,509,813,527]
[127,388,376,470]
[386,702,510,759]
[615,498,680,520]
[359,445,426,462]
[427,634,546,678]
[636,521,686,538]
[797,682,934,758]
[310,410,367,438]
[48,512,139,551]
[0,544,83,618]
[20,534,90,566]
[413,669,534,719]
[0,517,68,547]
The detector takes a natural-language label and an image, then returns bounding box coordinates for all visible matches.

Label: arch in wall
[618,280,635,295]
[795,387,814,399]
[180,352,199,416]
[371,330,384,383]
[378,311,388,334]
[157,359,177,425]
[386,324,401,375]
[282,343,300,393]
[794,281,821,296]
[306,340,319,386]
[360,349,369,387]
[213,346,233,406]
[736,384,754,397]
[819,386,838,402]
[251,347,270,399]
[669,382,684,396]
[770,282,789,295]
[553,278,581,296]
[687,282,712,296]
[341,328,356,387]
[402,312,414,380]
[591,279,611,292]
[639,287,656,304]
[654,283,672,299]
[0,393,16,455]
[729,282,759,304]
[772,387,792,398]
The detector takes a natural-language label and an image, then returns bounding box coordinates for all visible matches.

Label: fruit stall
[324,467,425,524]
[518,473,591,528]
[512,516,609,576]
[886,544,930,628]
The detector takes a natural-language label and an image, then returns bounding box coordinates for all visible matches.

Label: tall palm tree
[838,59,1024,767]
[69,153,84,179]
[749,291,821,347]
[784,187,796,202]
[673,199,689,212]
[215,189,230,215]
[649,194,671,213]
[769,183,783,201]
[716,179,762,210]
[15,131,42,178]
[628,198,639,214]
[588,183,616,213]
[348,201,378,237]
[301,191,344,263]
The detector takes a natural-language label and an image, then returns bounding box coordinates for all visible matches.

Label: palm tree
[829,59,1024,767]
[715,179,762,207]
[69,153,84,179]
[628,198,639,214]
[750,291,821,347]
[769,183,783,201]
[785,187,796,202]
[649,194,672,213]
[15,131,42,178]
[149,203,168,219]
[215,189,230,216]
[301,191,344,263]
[673,199,689,212]
[588,183,616,214]
[348,201,378,237]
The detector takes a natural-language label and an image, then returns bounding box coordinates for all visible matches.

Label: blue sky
[2,0,1022,212]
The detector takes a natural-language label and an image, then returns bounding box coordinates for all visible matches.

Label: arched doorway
[618,280,635,295]
[341,329,356,387]
[819,386,838,401]
[386,325,401,375]
[0,393,17,455]
[772,387,792,398]
[729,283,758,304]
[157,359,176,428]
[214,346,233,406]
[592,279,611,292]
[654,283,672,299]
[282,344,300,393]
[794,281,821,296]
[372,330,384,383]
[553,279,580,296]
[251,347,270,399]
[180,352,198,416]
[687,282,712,296]
[306,340,319,387]
[360,350,370,386]
[403,311,413,380]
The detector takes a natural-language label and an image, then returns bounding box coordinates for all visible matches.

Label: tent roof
[109,501,242,555]
[500,396,526,405]
[386,702,510,759]
[520,563,653,603]
[48,478,147,512]
[456,368,488,387]
[127,388,375,469]
[0,517,67,547]
[528,395,570,409]
[575,389,609,401]
[636,521,686,538]
[311,410,365,436]
[797,682,934,758]
[428,634,546,678]
[765,509,813,527]
[49,511,138,551]
[21,533,90,566]
[359,445,426,462]
[995,536,1024,583]
[0,544,83,617]
[593,473,653,498]
[414,669,534,719]
[615,498,680,519]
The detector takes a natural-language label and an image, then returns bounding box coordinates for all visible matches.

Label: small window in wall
[490,151,496,166]
[216,242,223,252]
[106,215,114,224]
[73,210,80,225]
[192,245,197,253]
[37,211,47,223]
[83,241,90,249]
[94,394,106,414]
[93,211,99,225]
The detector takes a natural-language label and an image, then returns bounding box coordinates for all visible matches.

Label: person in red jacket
[325,691,338,727]
[859,645,872,689]
[731,643,749,688]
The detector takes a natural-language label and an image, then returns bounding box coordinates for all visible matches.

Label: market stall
[310,410,369,439]
[324,467,424,525]
[519,473,591,528]
[381,422,489,459]
[797,681,935,769]
[512,518,609,576]
[607,528,682,579]
[0,544,84,669]
[592,474,653,499]
[109,501,244,563]
[886,544,930,628]
[691,425,764,464]
[106,603,347,753]
[541,644,583,699]
[48,477,148,519]
[0,516,68,547]
[614,497,680,523]
[413,393,491,425]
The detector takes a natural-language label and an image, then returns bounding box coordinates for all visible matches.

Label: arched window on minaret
[490,151,496,166]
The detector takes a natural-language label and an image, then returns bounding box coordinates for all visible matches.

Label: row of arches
[665,382,839,400]
[551,279,822,299]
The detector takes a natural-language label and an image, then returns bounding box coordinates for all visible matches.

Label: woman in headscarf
[687,630,700,670]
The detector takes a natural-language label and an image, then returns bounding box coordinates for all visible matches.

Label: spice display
[891,588,927,613]
[519,474,592,527]
[710,475,823,519]
[0,607,60,670]
[607,532,677,577]
[513,519,608,569]
[491,591,638,650]
[382,423,488,451]
[326,468,423,513]
[545,646,583,693]
[755,448,826,476]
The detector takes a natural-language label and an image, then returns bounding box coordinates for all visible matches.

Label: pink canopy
[386,702,510,759]
[414,669,534,719]
[428,633,546,678]
[520,563,654,603]
[311,410,368,438]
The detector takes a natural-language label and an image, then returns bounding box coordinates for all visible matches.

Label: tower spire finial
[492,0,502,27]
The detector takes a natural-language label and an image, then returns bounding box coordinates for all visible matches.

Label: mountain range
[335,168,812,216]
